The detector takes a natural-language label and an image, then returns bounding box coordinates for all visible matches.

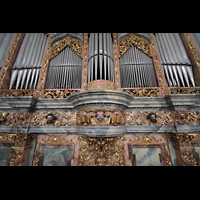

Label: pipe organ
[0,33,16,69]
[155,33,195,87]
[45,46,82,89]
[87,33,115,83]
[119,45,157,88]
[9,33,48,90]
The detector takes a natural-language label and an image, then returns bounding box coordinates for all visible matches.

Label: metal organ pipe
[87,33,115,83]
[119,44,157,88]
[155,33,195,87]
[45,46,82,89]
[9,33,47,90]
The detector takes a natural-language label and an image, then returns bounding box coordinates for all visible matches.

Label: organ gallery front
[1,33,200,166]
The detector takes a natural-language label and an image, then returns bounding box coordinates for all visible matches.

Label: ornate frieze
[77,135,125,166]
[118,33,152,58]
[122,88,160,97]
[0,90,34,97]
[126,111,174,126]
[170,88,200,94]
[0,112,32,126]
[43,90,80,98]
[76,109,126,126]
[30,112,77,126]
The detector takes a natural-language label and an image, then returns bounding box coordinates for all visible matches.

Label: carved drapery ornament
[118,33,152,58]
[50,35,83,60]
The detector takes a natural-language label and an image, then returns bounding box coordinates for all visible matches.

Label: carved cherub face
[45,114,57,124]
[96,111,105,122]
[147,112,157,123]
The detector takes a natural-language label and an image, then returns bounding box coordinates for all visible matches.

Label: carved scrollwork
[50,35,83,60]
[170,88,200,94]
[122,88,160,97]
[78,135,125,166]
[118,33,152,58]
[76,109,126,126]
[0,90,34,97]
[43,90,80,98]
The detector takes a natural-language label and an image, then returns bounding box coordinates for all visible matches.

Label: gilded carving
[0,33,21,87]
[113,33,120,91]
[36,34,52,98]
[118,33,152,58]
[0,112,32,126]
[126,111,174,126]
[78,135,125,166]
[182,149,199,166]
[150,34,168,96]
[170,88,200,94]
[30,112,77,126]
[50,35,83,60]
[184,33,200,69]
[123,88,160,97]
[77,109,126,126]
[82,33,89,91]
[0,90,34,97]
[43,90,80,98]
[128,135,172,166]
[168,133,200,147]
[40,135,73,144]
[8,149,23,166]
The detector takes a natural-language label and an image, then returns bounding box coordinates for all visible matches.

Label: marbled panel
[0,146,11,166]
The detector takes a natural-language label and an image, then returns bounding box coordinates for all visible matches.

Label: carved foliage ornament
[118,33,152,58]
[43,90,80,98]
[77,109,126,126]
[122,88,160,97]
[0,90,34,97]
[50,35,83,60]
[78,135,125,166]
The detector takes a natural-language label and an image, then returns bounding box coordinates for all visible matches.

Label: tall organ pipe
[155,33,195,87]
[87,33,114,83]
[9,33,47,90]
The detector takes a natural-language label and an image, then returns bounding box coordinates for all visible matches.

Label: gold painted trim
[118,33,152,58]
[50,35,83,60]
[184,33,200,69]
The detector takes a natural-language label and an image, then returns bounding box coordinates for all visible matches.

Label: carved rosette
[76,109,126,126]
[118,33,152,58]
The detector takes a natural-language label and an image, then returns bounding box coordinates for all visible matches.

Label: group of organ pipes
[0,33,199,91]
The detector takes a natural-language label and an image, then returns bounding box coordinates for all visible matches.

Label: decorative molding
[40,135,74,144]
[150,34,169,96]
[122,88,160,97]
[170,88,200,94]
[77,109,126,126]
[50,35,83,60]
[168,132,200,147]
[126,111,174,126]
[82,33,89,91]
[0,133,36,147]
[77,135,125,166]
[30,112,77,126]
[43,90,80,98]
[0,90,34,97]
[113,33,120,91]
[184,33,200,69]
[118,33,152,58]
[36,34,52,98]
[0,33,21,87]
